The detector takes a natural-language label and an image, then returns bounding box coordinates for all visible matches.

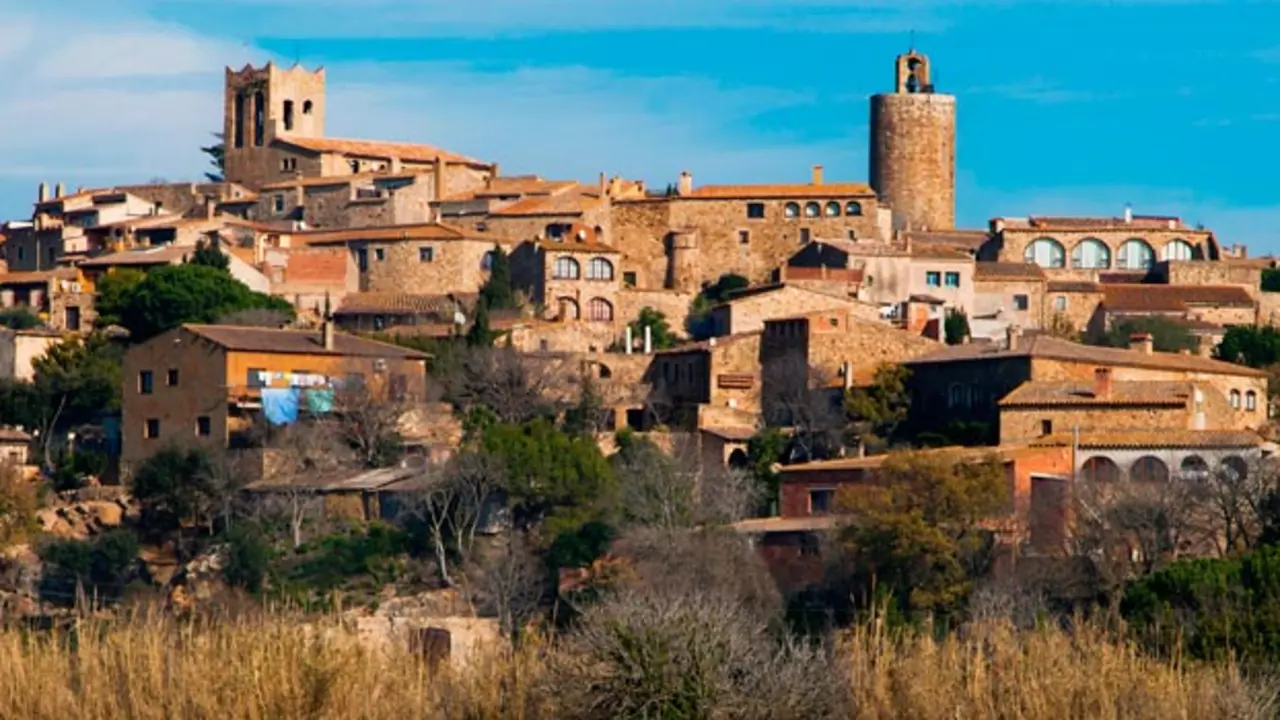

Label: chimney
[1124,204,1133,224]
[1093,367,1113,400]
[1129,332,1154,355]
[55,182,65,198]
[812,164,824,185]
[37,182,48,203]
[677,171,693,197]
[433,159,449,199]
[1006,325,1022,351]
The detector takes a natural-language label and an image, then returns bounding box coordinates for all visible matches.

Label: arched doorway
[1130,456,1170,483]
[1179,455,1209,482]
[1081,456,1121,483]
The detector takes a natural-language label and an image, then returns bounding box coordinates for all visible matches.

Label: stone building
[524,233,622,327]
[869,50,956,232]
[0,268,92,332]
[121,323,428,474]
[221,62,495,192]
[289,223,513,296]
[256,173,440,229]
[259,245,360,319]
[983,213,1220,272]
[785,239,975,316]
[703,283,874,337]
[611,167,884,291]
[481,184,616,244]
[1043,280,1104,333]
[903,330,1268,443]
[0,327,61,381]
[644,332,763,429]
[760,308,941,426]
[971,262,1046,341]
[1090,284,1257,341]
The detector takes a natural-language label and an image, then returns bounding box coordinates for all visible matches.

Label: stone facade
[1156,259,1263,300]
[611,170,882,291]
[223,63,328,189]
[705,284,865,337]
[257,173,446,229]
[0,328,60,381]
[645,333,762,428]
[869,51,956,232]
[1044,281,1104,335]
[985,216,1219,273]
[972,263,1046,340]
[533,239,622,329]
[615,288,698,340]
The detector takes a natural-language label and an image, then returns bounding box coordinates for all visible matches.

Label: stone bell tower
[222,62,326,187]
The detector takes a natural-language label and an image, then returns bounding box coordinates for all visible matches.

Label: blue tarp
[261,388,300,425]
[305,388,334,414]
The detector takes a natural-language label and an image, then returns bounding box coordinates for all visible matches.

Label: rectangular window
[622,271,637,288]
[799,228,811,245]
[273,194,285,214]
[357,248,369,272]
[375,248,386,262]
[1041,419,1053,436]
[926,271,941,287]
[738,230,749,245]
[138,370,154,395]
[1053,296,1067,312]
[247,367,267,389]
[65,306,81,331]
[1013,294,1029,311]
[746,202,765,219]
[145,418,160,439]
[166,369,179,387]
[944,271,961,288]
[809,489,835,515]
[196,416,211,437]
[419,247,434,262]
[16,247,24,262]
[47,246,57,265]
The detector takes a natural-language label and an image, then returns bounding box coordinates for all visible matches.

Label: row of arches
[558,296,614,322]
[783,200,863,219]
[1081,454,1249,484]
[1023,237,1196,270]
[553,256,614,281]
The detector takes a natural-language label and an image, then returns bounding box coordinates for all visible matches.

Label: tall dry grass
[0,612,1272,719]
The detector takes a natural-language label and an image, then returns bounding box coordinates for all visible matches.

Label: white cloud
[963,76,1108,105]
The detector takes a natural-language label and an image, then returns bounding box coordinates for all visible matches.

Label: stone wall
[1043,286,1103,335]
[507,321,618,354]
[869,93,956,231]
[1261,292,1280,326]
[1159,260,1262,299]
[974,278,1045,331]
[359,238,495,295]
[708,286,860,337]
[995,227,1216,270]
[616,288,697,340]
[1000,405,1194,445]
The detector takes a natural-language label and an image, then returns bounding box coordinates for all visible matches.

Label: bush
[222,523,271,594]
[38,530,140,607]
[288,524,409,593]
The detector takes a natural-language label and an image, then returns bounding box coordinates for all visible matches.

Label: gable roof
[441,176,577,201]
[654,331,763,356]
[903,229,990,251]
[905,333,1266,377]
[258,172,426,191]
[335,292,476,316]
[1031,429,1261,450]
[683,183,874,199]
[274,135,490,168]
[710,282,855,310]
[289,222,509,246]
[1101,284,1255,312]
[974,262,1045,281]
[181,324,428,359]
[489,186,604,217]
[999,380,1193,408]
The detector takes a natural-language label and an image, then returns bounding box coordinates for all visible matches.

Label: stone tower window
[233,93,246,149]
[283,100,295,131]
[253,91,265,146]
[803,202,820,218]
[845,201,862,216]
[303,100,314,114]
[784,202,800,219]
[824,201,841,217]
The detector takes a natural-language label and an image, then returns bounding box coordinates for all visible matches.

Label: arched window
[481,251,495,270]
[804,202,821,218]
[948,383,968,409]
[1230,389,1242,409]
[557,297,579,320]
[1131,456,1170,483]
[845,201,863,216]
[1023,237,1065,268]
[784,202,800,218]
[1247,390,1258,411]
[1180,455,1210,482]
[586,257,614,281]
[303,99,314,115]
[824,201,841,217]
[1070,238,1111,269]
[1222,455,1249,481]
[1081,456,1121,483]
[1162,239,1196,261]
[553,256,580,279]
[587,297,614,322]
[1117,238,1155,270]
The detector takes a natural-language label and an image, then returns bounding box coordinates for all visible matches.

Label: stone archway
[1081,456,1121,483]
[1131,456,1170,483]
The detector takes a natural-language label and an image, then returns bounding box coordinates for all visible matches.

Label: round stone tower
[869,50,956,232]
[666,228,701,293]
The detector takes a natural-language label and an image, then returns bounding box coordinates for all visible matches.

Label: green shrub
[222,523,271,594]
[38,530,139,607]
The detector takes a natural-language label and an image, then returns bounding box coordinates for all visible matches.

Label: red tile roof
[336,292,476,316]
[1031,430,1261,450]
[999,380,1193,407]
[684,183,874,199]
[275,135,490,167]
[490,186,604,217]
[441,176,577,201]
[183,324,428,359]
[974,262,1045,281]
[1101,284,1255,312]
[259,172,425,191]
[289,222,509,246]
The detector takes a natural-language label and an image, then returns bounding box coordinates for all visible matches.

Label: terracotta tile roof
[903,229,990,251]
[183,324,429,359]
[779,443,1048,474]
[34,188,112,208]
[999,380,1193,407]
[1101,284,1255,312]
[490,186,604,217]
[1046,280,1101,293]
[0,269,77,285]
[906,333,1266,377]
[258,172,426,191]
[441,176,577,201]
[908,293,945,304]
[710,282,858,310]
[654,330,762,355]
[335,292,475,316]
[1096,272,1150,284]
[684,183,874,199]
[701,426,757,442]
[999,215,1189,231]
[0,427,32,443]
[538,239,620,254]
[77,245,189,268]
[974,262,1045,281]
[290,222,508,246]
[274,134,490,168]
[1032,430,1261,450]
[909,245,973,260]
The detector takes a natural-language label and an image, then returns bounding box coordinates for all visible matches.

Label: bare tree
[761,351,845,461]
[612,434,759,530]
[246,419,356,548]
[402,451,503,587]
[471,530,544,645]
[1196,455,1280,555]
[441,345,551,424]
[332,367,412,468]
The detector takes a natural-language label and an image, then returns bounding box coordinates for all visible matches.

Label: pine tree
[188,238,230,272]
[201,132,225,183]
[466,300,496,348]
[480,244,517,310]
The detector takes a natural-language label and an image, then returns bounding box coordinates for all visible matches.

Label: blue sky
[3,0,1279,250]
